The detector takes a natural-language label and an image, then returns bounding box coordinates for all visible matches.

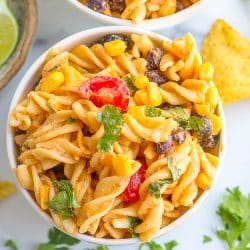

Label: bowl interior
[0,0,37,88]
[6,26,226,246]
[67,0,207,30]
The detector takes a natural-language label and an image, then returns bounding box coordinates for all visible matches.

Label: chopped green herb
[97,246,109,250]
[145,106,188,121]
[47,180,79,220]
[167,157,181,182]
[21,143,30,152]
[37,227,80,250]
[179,116,204,133]
[97,105,124,152]
[139,241,164,250]
[149,178,173,198]
[66,117,75,124]
[161,107,188,120]
[216,187,250,250]
[145,106,161,117]
[4,240,18,250]
[128,216,142,237]
[203,235,212,244]
[165,240,178,250]
[122,73,137,95]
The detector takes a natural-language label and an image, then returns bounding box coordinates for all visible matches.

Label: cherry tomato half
[78,76,129,112]
[122,160,148,203]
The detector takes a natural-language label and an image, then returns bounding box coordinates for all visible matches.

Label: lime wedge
[0,0,19,67]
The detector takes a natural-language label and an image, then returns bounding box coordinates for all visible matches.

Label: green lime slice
[0,0,19,67]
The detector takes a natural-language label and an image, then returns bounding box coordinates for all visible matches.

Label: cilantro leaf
[216,187,250,250]
[203,235,212,244]
[165,240,178,250]
[179,116,204,133]
[48,227,80,245]
[167,157,181,182]
[128,216,142,237]
[97,246,109,250]
[161,107,188,120]
[145,106,188,121]
[47,180,79,220]
[122,74,137,95]
[38,227,80,250]
[66,117,75,124]
[97,105,124,152]
[145,106,162,117]
[84,246,109,250]
[37,243,62,250]
[149,178,173,198]
[4,240,18,250]
[139,241,164,250]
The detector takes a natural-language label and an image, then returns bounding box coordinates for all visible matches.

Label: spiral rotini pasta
[9,32,223,242]
[79,0,200,23]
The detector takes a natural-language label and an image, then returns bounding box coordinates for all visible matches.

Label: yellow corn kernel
[39,184,50,210]
[148,82,162,106]
[40,71,65,93]
[206,87,218,111]
[112,154,133,176]
[134,89,149,105]
[196,172,212,190]
[159,0,176,17]
[198,63,214,81]
[134,75,149,89]
[211,114,222,135]
[64,66,86,87]
[104,40,127,57]
[194,104,211,116]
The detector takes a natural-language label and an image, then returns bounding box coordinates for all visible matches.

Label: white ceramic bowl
[67,0,208,30]
[6,26,226,246]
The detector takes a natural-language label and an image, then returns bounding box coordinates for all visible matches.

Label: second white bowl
[67,0,208,30]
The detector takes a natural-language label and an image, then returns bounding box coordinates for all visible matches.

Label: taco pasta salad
[9,32,223,242]
[80,0,200,23]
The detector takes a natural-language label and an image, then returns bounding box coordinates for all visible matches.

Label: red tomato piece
[122,160,148,203]
[78,76,129,112]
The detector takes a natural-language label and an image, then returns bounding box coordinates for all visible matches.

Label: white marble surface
[0,0,250,249]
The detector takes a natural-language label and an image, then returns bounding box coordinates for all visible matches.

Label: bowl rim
[0,0,37,89]
[6,26,226,246]
[66,0,208,30]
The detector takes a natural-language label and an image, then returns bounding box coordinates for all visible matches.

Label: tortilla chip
[0,181,16,200]
[201,19,250,104]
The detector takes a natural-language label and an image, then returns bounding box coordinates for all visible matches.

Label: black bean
[145,70,167,85]
[87,0,108,12]
[201,135,219,150]
[172,127,186,144]
[198,116,212,141]
[109,0,125,13]
[154,136,173,154]
[82,126,91,136]
[98,34,132,49]
[146,48,164,70]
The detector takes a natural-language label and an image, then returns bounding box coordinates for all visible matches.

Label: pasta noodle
[79,0,200,23]
[9,32,223,242]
